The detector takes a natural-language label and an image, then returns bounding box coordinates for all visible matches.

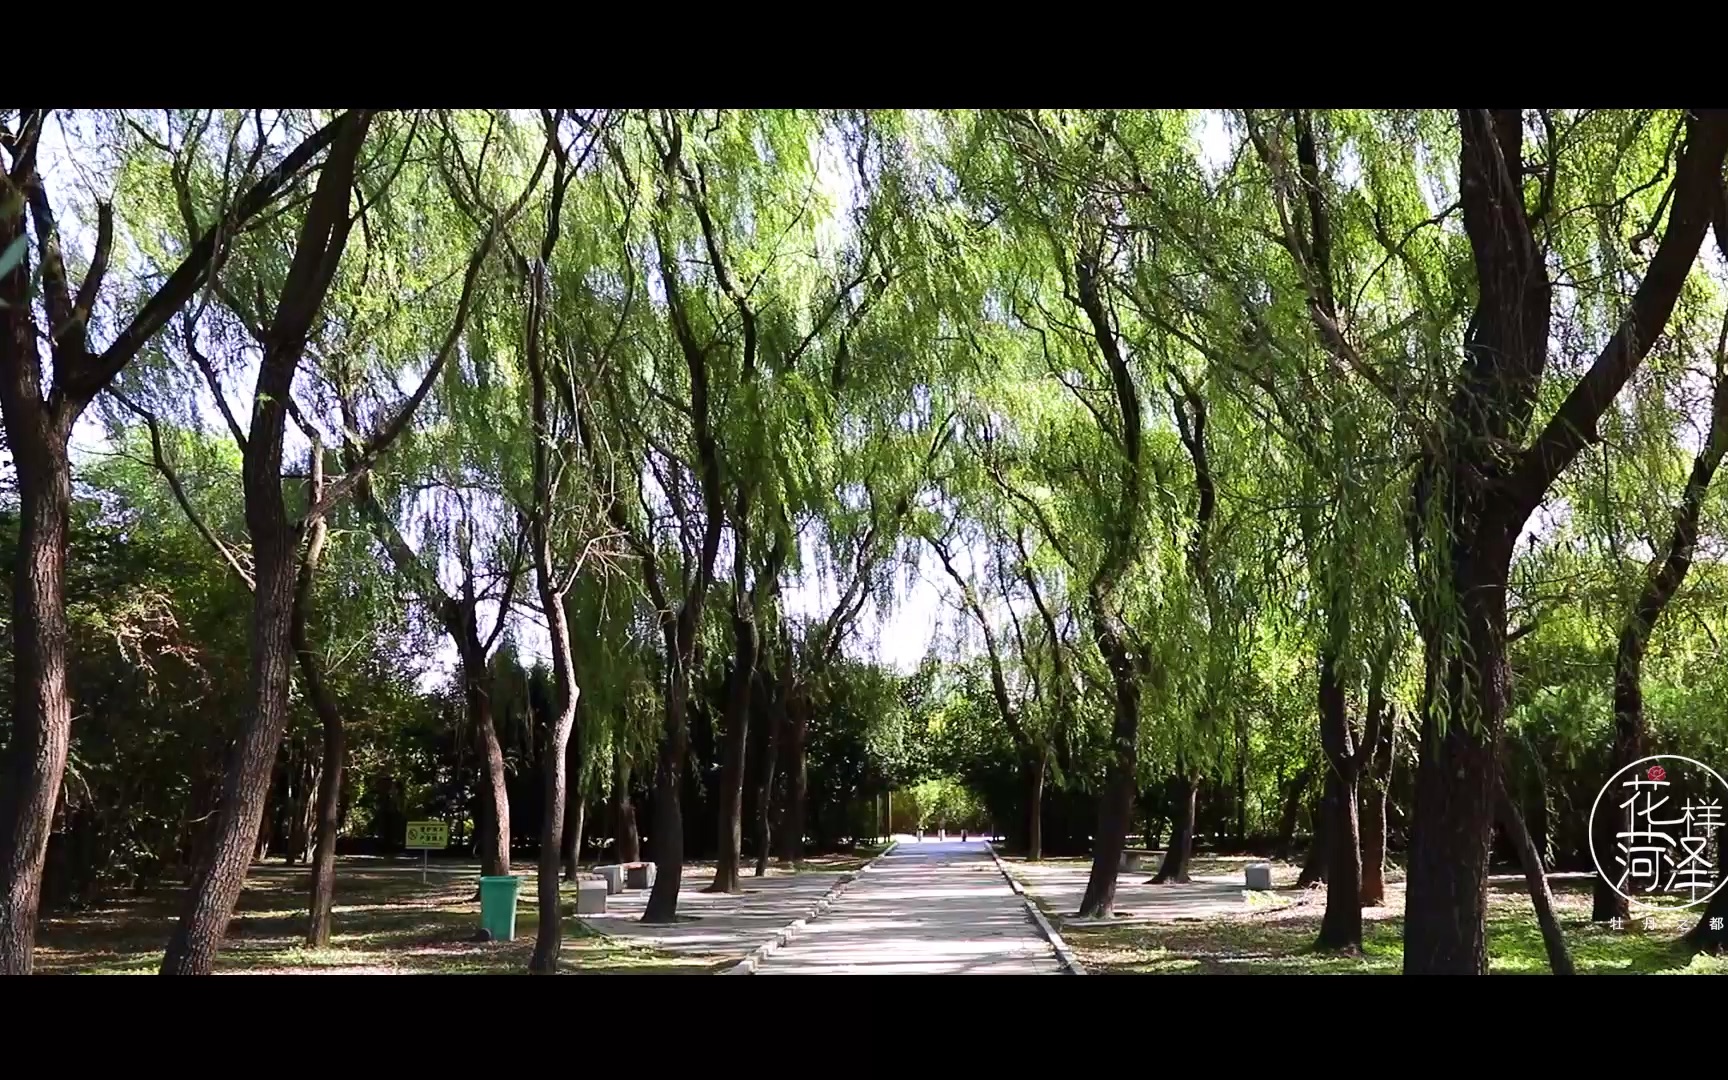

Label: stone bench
[1245,862,1273,890]
[572,876,607,914]
[625,862,657,890]
[1119,848,1156,872]
[591,864,626,895]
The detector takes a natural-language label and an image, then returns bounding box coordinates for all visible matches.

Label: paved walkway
[754,839,1063,975]
[584,864,844,964]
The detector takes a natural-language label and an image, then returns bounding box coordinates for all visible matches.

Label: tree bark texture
[1403,109,1728,974]
[292,444,344,947]
[1314,650,1362,950]
[160,111,371,976]
[1151,773,1198,884]
[754,642,790,876]
[1495,771,1574,975]
[0,108,346,975]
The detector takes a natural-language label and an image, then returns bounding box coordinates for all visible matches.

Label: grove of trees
[3,107,1727,975]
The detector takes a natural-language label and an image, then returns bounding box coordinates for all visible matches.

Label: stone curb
[986,842,1087,975]
[720,839,900,975]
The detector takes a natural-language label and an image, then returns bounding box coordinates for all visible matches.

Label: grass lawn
[34,857,723,975]
[1022,856,1726,975]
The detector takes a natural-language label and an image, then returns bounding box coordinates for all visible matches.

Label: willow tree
[492,108,625,972]
[948,110,1205,918]
[1593,272,1728,925]
[680,111,893,895]
[1136,109,1426,945]
[0,108,346,974]
[775,366,957,863]
[112,112,510,945]
[158,109,375,975]
[586,112,738,923]
[1401,109,1728,974]
[925,432,1074,860]
[336,111,553,882]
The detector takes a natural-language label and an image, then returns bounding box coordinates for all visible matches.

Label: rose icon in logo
[1647,765,1667,782]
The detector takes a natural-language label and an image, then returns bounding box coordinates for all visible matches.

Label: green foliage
[15,108,1728,933]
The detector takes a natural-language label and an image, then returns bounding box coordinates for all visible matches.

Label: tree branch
[1510,110,1728,515]
[110,388,255,591]
[66,111,353,407]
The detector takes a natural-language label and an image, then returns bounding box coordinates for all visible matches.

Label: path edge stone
[986,841,1087,975]
[720,839,901,975]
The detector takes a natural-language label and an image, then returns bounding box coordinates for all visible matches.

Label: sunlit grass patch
[1058,873,1723,975]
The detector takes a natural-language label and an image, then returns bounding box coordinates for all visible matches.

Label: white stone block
[593,864,626,894]
[1245,862,1272,890]
[626,862,657,890]
[573,877,607,914]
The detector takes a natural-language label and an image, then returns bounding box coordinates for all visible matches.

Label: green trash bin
[479,875,522,941]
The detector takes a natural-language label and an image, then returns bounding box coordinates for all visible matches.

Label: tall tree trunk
[161,513,311,974]
[1403,107,1728,976]
[284,741,314,866]
[635,122,734,924]
[1358,663,1396,907]
[1275,765,1314,862]
[1234,742,1249,847]
[461,640,510,878]
[754,643,790,876]
[0,108,346,976]
[1077,622,1141,918]
[1315,650,1363,950]
[778,694,809,866]
[642,669,691,923]
[1028,749,1048,862]
[254,799,274,863]
[1151,773,1198,884]
[528,656,578,973]
[160,111,371,976]
[304,716,343,946]
[1358,720,1395,907]
[1495,771,1573,975]
[1405,538,1514,976]
[529,680,578,973]
[292,447,344,947]
[0,431,74,976]
[614,759,640,865]
[1358,784,1389,907]
[708,611,759,894]
[1068,248,1148,921]
[523,170,583,972]
[568,800,586,878]
[561,717,582,881]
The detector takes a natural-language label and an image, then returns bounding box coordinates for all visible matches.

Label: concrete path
[584,864,845,964]
[754,839,1063,974]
